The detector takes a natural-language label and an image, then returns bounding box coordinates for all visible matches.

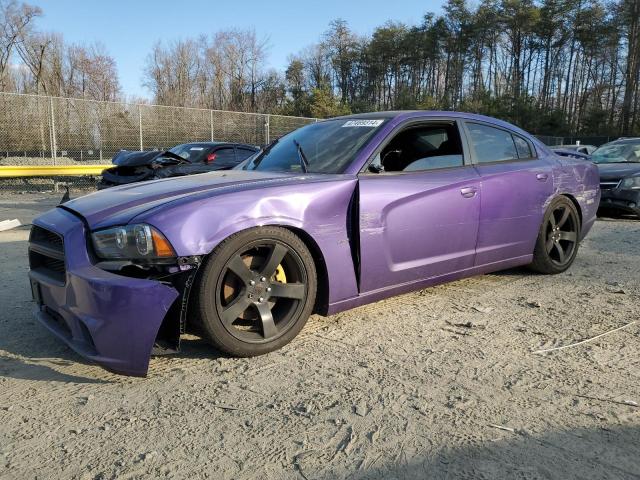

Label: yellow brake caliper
[274,264,287,284]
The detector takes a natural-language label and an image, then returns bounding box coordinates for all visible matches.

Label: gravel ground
[0,193,639,480]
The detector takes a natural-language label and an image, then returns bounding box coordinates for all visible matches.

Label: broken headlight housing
[91,224,176,260]
[620,176,640,190]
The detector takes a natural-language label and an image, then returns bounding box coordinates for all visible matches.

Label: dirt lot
[0,193,639,480]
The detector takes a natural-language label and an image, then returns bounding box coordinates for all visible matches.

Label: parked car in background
[29,111,600,376]
[98,142,259,189]
[552,148,591,161]
[558,144,597,155]
[591,138,640,218]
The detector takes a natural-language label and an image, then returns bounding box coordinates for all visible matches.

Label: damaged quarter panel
[551,155,601,239]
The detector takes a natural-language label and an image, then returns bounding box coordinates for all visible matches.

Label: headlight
[620,177,640,190]
[91,224,176,260]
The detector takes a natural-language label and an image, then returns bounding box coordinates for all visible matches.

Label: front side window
[467,123,518,163]
[243,118,388,174]
[168,144,210,163]
[374,122,465,173]
[236,148,258,161]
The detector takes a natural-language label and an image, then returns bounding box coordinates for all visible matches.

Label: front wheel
[193,227,317,357]
[529,197,581,274]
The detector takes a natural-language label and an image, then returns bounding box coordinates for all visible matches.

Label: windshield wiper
[293,138,309,173]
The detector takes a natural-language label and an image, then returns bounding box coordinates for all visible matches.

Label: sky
[30,0,446,99]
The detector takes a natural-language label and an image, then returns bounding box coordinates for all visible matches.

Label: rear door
[358,119,481,293]
[463,121,554,265]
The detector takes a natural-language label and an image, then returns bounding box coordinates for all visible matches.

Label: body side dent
[136,178,361,306]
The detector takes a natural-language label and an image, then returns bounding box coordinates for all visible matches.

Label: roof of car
[612,137,640,144]
[329,110,542,146]
[332,110,525,128]
[179,142,258,149]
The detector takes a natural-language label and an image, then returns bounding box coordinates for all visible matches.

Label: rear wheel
[194,227,317,356]
[530,197,580,274]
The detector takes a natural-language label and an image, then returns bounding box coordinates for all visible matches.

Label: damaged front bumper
[98,166,153,189]
[29,207,181,376]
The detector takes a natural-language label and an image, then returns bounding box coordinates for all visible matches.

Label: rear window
[513,135,533,159]
[466,123,518,163]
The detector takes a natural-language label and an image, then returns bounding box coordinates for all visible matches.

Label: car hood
[62,170,316,229]
[112,150,185,167]
[596,162,640,180]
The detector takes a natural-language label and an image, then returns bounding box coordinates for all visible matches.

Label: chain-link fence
[535,135,620,147]
[535,135,564,146]
[0,92,317,192]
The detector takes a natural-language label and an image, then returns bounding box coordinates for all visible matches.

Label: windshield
[243,118,388,173]
[168,144,210,163]
[591,142,640,163]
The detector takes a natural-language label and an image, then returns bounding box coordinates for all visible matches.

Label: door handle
[460,187,477,198]
[536,173,549,181]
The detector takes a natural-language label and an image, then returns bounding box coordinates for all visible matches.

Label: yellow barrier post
[0,165,111,177]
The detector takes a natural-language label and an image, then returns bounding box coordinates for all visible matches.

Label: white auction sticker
[342,119,384,127]
[190,147,204,150]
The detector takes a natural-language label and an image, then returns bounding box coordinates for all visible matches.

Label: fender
[134,177,362,306]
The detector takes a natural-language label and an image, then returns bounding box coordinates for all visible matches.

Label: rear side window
[236,148,257,161]
[513,134,534,159]
[466,123,517,163]
[212,147,236,167]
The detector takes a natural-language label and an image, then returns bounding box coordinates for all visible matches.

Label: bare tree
[0,0,40,89]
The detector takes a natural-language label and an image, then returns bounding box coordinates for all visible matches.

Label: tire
[529,196,581,274]
[193,226,317,357]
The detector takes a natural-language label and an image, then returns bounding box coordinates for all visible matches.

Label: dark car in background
[558,144,597,156]
[553,147,591,161]
[591,138,640,217]
[98,142,259,189]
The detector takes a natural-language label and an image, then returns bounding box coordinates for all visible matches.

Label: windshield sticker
[342,120,384,128]
[190,147,204,150]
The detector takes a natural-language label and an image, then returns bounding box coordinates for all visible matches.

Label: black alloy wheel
[194,227,317,356]
[216,241,307,343]
[530,197,581,274]
[545,203,578,266]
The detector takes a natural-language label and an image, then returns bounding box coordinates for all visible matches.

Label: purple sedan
[28,111,600,376]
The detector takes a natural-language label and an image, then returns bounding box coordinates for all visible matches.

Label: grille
[30,225,63,248]
[29,225,66,284]
[600,180,621,190]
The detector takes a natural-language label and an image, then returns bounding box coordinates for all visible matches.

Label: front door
[358,120,481,293]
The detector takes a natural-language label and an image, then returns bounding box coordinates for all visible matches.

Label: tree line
[281,0,640,137]
[1,0,639,137]
[0,1,120,101]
